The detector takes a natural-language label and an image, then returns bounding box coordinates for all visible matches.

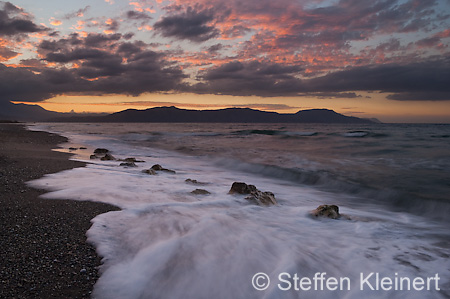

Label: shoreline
[0,123,119,298]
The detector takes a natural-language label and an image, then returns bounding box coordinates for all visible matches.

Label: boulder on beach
[309,205,340,219]
[94,148,109,154]
[191,189,211,195]
[228,182,257,194]
[245,190,277,206]
[120,162,137,167]
[151,164,176,174]
[228,182,277,206]
[100,153,116,161]
[142,169,157,175]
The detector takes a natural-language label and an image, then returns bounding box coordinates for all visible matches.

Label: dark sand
[0,124,119,298]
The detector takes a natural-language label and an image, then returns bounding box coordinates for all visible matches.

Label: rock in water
[142,169,157,175]
[120,162,137,167]
[120,157,145,163]
[229,182,277,206]
[191,189,211,195]
[90,155,98,160]
[151,164,176,174]
[245,190,277,206]
[185,179,208,185]
[94,148,109,154]
[100,153,116,161]
[228,182,257,194]
[309,205,340,219]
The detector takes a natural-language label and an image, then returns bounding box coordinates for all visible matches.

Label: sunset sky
[1,0,450,122]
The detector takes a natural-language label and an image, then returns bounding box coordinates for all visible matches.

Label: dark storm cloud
[193,57,450,100]
[126,10,152,21]
[0,1,47,36]
[193,60,304,96]
[84,33,122,47]
[0,47,18,60]
[154,6,219,42]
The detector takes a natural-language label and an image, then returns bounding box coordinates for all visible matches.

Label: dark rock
[79,147,87,150]
[229,182,277,206]
[228,182,257,194]
[245,190,277,206]
[120,162,137,167]
[151,164,176,174]
[142,169,157,175]
[90,155,98,160]
[120,157,145,163]
[191,189,211,195]
[100,153,116,161]
[94,148,109,154]
[309,205,340,219]
[68,147,77,151]
[185,178,207,185]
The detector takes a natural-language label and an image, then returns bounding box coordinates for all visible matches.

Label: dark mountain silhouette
[0,101,62,122]
[51,106,377,123]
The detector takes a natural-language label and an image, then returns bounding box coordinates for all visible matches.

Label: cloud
[154,6,219,42]
[0,46,19,61]
[0,1,47,37]
[126,10,152,20]
[64,6,90,19]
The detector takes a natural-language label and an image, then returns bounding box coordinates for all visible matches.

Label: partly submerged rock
[228,182,257,194]
[79,147,87,150]
[191,189,211,195]
[69,147,78,150]
[100,153,116,161]
[245,190,277,206]
[229,182,277,206]
[120,157,145,163]
[94,148,109,154]
[120,162,137,167]
[309,205,340,219]
[142,169,157,175]
[185,178,208,185]
[90,155,98,160]
[151,164,176,174]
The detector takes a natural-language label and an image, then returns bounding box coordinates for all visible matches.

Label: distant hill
[0,102,378,123]
[0,101,62,122]
[51,106,378,124]
[0,101,106,122]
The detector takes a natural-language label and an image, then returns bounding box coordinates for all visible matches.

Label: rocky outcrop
[151,164,176,174]
[120,162,137,167]
[185,179,208,185]
[245,190,277,206]
[94,148,109,154]
[119,157,145,163]
[309,205,340,219]
[142,169,157,175]
[100,153,116,161]
[228,182,277,206]
[228,182,257,194]
[191,189,211,195]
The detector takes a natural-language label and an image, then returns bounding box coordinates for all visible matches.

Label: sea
[27,122,450,299]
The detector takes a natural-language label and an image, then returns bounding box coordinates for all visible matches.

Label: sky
[1,0,450,123]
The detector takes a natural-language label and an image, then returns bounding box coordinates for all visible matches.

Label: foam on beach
[27,123,450,299]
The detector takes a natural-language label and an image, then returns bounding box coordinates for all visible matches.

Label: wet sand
[0,124,119,298]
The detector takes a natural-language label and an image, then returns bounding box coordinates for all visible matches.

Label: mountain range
[0,102,379,123]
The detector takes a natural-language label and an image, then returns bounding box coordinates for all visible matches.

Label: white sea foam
[27,123,450,299]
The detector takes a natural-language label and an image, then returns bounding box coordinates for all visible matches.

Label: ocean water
[27,123,450,299]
